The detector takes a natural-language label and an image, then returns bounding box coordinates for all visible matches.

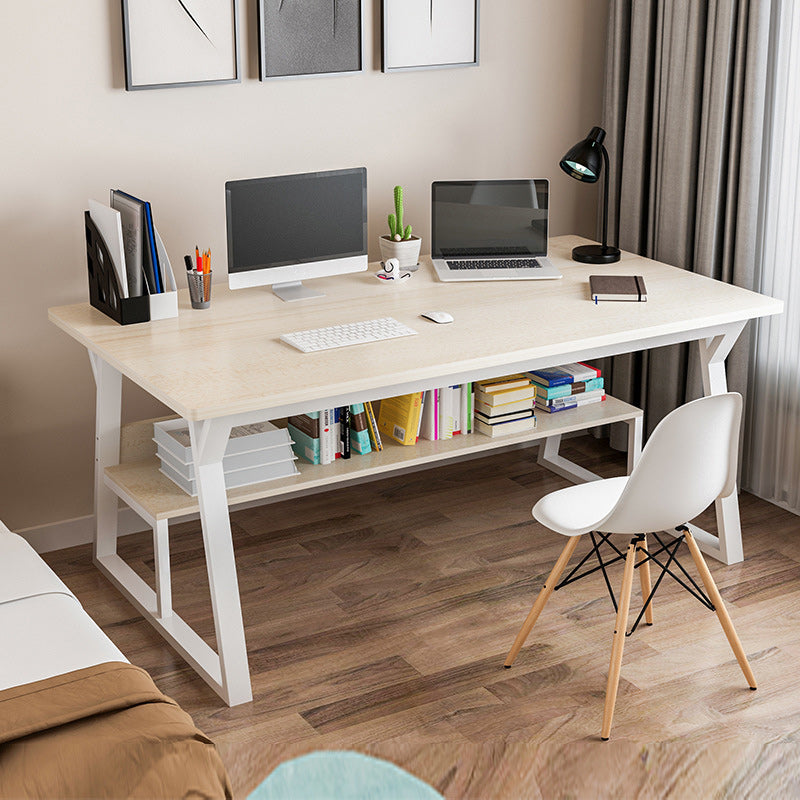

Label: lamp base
[571,244,621,264]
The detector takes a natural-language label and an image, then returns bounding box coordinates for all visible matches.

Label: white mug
[377,258,409,281]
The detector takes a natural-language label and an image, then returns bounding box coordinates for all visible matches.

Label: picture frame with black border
[121,0,240,91]
[381,0,480,73]
[257,0,364,81]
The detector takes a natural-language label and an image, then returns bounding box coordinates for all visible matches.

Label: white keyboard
[280,316,418,353]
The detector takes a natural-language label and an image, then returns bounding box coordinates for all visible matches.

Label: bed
[0,523,232,799]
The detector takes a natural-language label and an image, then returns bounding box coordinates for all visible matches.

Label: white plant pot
[379,235,422,270]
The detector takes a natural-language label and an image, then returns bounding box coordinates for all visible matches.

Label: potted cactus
[379,185,422,270]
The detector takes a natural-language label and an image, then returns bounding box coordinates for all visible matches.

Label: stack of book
[473,375,536,437]
[153,419,298,496]
[527,362,605,413]
[288,403,380,464]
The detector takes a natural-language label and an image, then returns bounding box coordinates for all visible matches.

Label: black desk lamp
[559,126,621,264]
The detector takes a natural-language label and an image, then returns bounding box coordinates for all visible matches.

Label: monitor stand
[272,281,325,303]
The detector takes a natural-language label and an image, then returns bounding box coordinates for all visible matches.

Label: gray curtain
[600,0,772,447]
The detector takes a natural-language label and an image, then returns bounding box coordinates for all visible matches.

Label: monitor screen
[226,168,367,274]
[431,179,549,258]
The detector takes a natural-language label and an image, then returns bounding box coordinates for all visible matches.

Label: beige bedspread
[0,661,232,799]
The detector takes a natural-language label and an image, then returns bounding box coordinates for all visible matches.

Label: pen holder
[187,271,212,309]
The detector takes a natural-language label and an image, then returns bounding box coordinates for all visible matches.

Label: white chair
[504,393,757,740]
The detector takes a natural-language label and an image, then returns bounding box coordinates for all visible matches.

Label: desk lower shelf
[105,396,642,525]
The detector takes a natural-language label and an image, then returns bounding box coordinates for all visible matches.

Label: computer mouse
[421,311,454,324]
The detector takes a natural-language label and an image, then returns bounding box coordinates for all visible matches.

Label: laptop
[430,179,562,281]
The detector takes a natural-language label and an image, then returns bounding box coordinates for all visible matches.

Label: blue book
[143,201,162,293]
[535,377,604,400]
[528,363,600,388]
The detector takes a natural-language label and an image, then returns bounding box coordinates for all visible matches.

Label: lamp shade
[559,126,606,183]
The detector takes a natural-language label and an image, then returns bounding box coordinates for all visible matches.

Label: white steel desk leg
[537,434,601,484]
[626,415,643,475]
[693,322,748,565]
[153,519,172,620]
[90,354,122,561]
[188,418,253,707]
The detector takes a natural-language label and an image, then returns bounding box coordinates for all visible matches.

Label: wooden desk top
[49,236,782,421]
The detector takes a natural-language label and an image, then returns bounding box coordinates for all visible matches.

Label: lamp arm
[601,144,610,250]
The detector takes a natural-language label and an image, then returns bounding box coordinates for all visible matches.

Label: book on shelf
[534,377,604,401]
[462,382,473,434]
[528,362,600,388]
[287,424,321,464]
[287,411,321,464]
[474,412,536,438]
[450,385,463,435]
[474,384,535,407]
[475,395,533,416]
[349,403,372,455]
[364,401,383,451]
[377,392,423,446]
[420,389,438,441]
[475,408,534,425]
[536,391,606,413]
[438,385,461,440]
[474,374,531,393]
[339,406,351,460]
[320,409,335,464]
[589,274,647,302]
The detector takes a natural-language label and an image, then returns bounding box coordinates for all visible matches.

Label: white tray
[153,418,292,464]
[159,456,299,496]
[156,439,296,481]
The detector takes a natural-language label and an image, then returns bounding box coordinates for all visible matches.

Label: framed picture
[121,0,240,90]
[258,0,363,80]
[382,0,479,72]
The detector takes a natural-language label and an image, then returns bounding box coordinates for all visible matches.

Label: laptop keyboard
[446,258,541,270]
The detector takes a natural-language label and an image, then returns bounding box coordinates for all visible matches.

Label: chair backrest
[597,393,742,534]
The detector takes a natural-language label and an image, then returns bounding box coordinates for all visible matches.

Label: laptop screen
[431,180,549,258]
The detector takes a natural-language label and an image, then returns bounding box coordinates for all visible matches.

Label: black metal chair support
[554,526,716,637]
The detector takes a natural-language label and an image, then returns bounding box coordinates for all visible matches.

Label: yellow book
[377,392,423,446]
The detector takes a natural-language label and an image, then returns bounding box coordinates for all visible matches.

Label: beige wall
[0,1,608,533]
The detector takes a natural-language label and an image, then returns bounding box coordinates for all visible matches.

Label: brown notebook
[589,274,647,302]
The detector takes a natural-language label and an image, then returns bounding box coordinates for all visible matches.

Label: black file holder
[85,211,150,325]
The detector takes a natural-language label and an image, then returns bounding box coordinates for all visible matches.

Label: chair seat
[533,476,629,536]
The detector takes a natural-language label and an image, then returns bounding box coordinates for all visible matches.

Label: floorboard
[43,435,800,798]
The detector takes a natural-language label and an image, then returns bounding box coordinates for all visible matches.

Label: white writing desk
[49,235,782,706]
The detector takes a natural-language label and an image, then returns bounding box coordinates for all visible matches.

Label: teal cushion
[248,751,443,800]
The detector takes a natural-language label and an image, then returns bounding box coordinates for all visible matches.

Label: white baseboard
[17,509,149,554]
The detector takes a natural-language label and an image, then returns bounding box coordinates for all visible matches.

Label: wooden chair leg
[637,534,653,625]
[683,530,757,689]
[601,539,638,740]
[504,536,582,667]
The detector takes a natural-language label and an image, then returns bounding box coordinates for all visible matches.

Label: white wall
[0,0,608,533]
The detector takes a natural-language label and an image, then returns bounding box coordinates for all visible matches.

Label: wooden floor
[45,435,800,799]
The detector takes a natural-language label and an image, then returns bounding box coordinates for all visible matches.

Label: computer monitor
[225,167,368,302]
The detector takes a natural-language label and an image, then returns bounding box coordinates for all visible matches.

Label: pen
[184,255,194,271]
[195,246,201,272]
